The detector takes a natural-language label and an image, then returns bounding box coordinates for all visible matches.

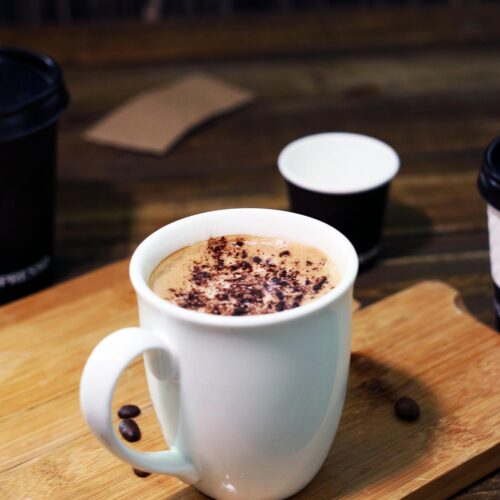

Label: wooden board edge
[356,279,459,312]
[0,259,130,324]
[405,443,500,500]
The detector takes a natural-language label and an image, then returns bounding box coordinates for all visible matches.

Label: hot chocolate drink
[150,235,337,316]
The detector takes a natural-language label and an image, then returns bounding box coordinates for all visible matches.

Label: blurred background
[1,1,494,25]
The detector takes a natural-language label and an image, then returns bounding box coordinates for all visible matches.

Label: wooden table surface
[2,4,499,497]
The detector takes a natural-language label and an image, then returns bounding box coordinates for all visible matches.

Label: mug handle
[80,327,199,484]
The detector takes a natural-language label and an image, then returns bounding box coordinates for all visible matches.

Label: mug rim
[278,132,400,195]
[129,208,358,328]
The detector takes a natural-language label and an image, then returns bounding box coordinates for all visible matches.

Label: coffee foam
[150,235,337,316]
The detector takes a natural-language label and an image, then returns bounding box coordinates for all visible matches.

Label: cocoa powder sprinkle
[313,276,328,292]
[152,236,336,316]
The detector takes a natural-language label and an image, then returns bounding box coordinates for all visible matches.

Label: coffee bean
[119,419,141,442]
[117,404,141,419]
[133,468,151,478]
[394,397,420,422]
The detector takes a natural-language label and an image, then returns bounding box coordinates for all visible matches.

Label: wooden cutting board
[0,260,499,499]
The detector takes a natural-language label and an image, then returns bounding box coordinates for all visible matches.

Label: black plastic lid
[0,48,69,143]
[478,136,500,211]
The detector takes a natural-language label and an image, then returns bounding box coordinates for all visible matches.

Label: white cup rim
[130,208,358,328]
[278,132,400,195]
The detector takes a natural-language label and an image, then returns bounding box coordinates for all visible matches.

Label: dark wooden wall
[0,0,492,26]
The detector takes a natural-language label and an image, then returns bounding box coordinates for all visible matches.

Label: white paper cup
[278,132,399,268]
[478,136,500,330]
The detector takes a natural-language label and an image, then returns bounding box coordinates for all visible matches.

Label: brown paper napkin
[84,73,255,155]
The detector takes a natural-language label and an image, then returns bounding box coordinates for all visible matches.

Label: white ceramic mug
[80,208,358,499]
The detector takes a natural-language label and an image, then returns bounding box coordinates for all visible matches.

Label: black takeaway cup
[0,48,69,305]
[278,133,399,269]
[478,136,500,331]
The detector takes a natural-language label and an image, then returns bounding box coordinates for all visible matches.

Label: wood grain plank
[58,92,497,182]
[454,469,500,499]
[55,171,486,238]
[60,47,500,116]
[2,6,500,66]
